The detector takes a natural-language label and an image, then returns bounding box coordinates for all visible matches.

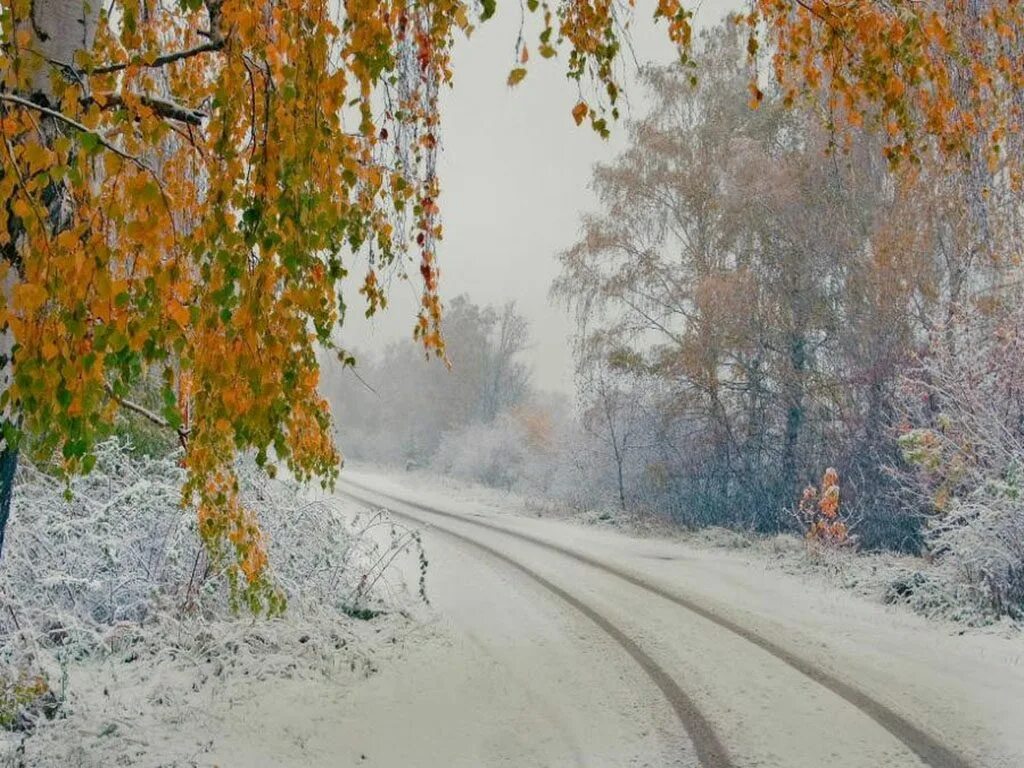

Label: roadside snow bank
[0,440,426,766]
[346,462,1022,632]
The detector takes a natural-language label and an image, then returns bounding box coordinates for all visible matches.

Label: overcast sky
[342,1,739,394]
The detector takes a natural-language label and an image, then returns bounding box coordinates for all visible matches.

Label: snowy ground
[337,464,1024,768]
[5,459,1023,767]
[351,463,1024,631]
[4,612,427,767]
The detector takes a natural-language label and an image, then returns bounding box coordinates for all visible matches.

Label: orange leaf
[572,101,589,126]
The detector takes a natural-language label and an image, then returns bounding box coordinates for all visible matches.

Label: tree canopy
[0,0,1021,608]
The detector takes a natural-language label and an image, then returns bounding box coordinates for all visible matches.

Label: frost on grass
[0,439,425,765]
[895,493,1024,624]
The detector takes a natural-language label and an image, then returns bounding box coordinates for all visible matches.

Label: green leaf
[507,67,527,87]
[78,131,102,156]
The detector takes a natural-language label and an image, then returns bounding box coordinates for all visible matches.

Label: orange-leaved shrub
[798,468,851,547]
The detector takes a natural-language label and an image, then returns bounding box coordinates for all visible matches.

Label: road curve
[343,486,732,768]
[341,478,982,768]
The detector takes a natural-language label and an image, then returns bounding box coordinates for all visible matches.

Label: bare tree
[554,26,931,544]
[326,296,532,466]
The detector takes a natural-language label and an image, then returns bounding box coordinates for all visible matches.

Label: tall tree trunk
[780,332,807,527]
[0,0,98,560]
[603,394,628,512]
[0,447,15,557]
[0,318,16,559]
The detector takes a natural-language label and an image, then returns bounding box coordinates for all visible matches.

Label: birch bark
[0,0,98,559]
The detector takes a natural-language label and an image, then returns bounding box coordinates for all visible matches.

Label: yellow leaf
[507,67,528,87]
[167,300,191,328]
[11,198,32,220]
[14,283,47,313]
[22,142,51,174]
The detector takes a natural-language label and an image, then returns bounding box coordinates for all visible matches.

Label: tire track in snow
[342,481,975,768]
[342,489,734,768]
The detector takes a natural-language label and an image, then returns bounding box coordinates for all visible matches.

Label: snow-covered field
[4,452,1022,767]
[0,443,430,767]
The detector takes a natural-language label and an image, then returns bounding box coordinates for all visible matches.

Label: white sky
[342,1,739,394]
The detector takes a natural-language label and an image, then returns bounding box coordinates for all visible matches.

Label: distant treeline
[328,26,1024,617]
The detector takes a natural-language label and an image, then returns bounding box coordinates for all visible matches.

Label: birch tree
[1,0,1021,604]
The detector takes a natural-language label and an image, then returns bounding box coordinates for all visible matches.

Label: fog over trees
[5,0,1024,760]
[327,25,1024,618]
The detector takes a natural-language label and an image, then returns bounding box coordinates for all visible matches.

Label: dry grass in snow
[0,440,426,766]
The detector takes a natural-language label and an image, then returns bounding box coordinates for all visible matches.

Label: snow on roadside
[345,463,1024,767]
[1,441,430,767]
[343,462,1023,635]
[7,612,421,767]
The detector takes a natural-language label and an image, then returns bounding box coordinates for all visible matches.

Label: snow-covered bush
[1,441,198,660]
[0,438,425,733]
[925,494,1024,619]
[898,301,1024,620]
[432,414,530,489]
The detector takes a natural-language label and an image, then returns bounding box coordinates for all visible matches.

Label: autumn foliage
[1,0,1022,609]
[744,0,1024,173]
[0,0,458,607]
[798,468,849,547]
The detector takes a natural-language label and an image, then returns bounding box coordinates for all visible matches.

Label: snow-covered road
[338,469,1024,768]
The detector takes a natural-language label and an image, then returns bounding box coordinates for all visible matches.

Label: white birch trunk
[25,0,100,93]
[1,0,98,558]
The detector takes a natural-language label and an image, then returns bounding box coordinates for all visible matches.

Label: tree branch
[94,93,207,126]
[92,40,225,76]
[106,385,190,445]
[0,93,153,172]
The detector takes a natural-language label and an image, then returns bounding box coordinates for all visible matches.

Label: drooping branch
[91,39,225,76]
[105,384,190,447]
[0,93,152,171]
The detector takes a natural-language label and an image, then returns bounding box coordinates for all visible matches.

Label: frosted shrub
[0,438,424,713]
[898,301,1024,620]
[1,440,196,656]
[432,415,530,490]
[924,486,1024,619]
